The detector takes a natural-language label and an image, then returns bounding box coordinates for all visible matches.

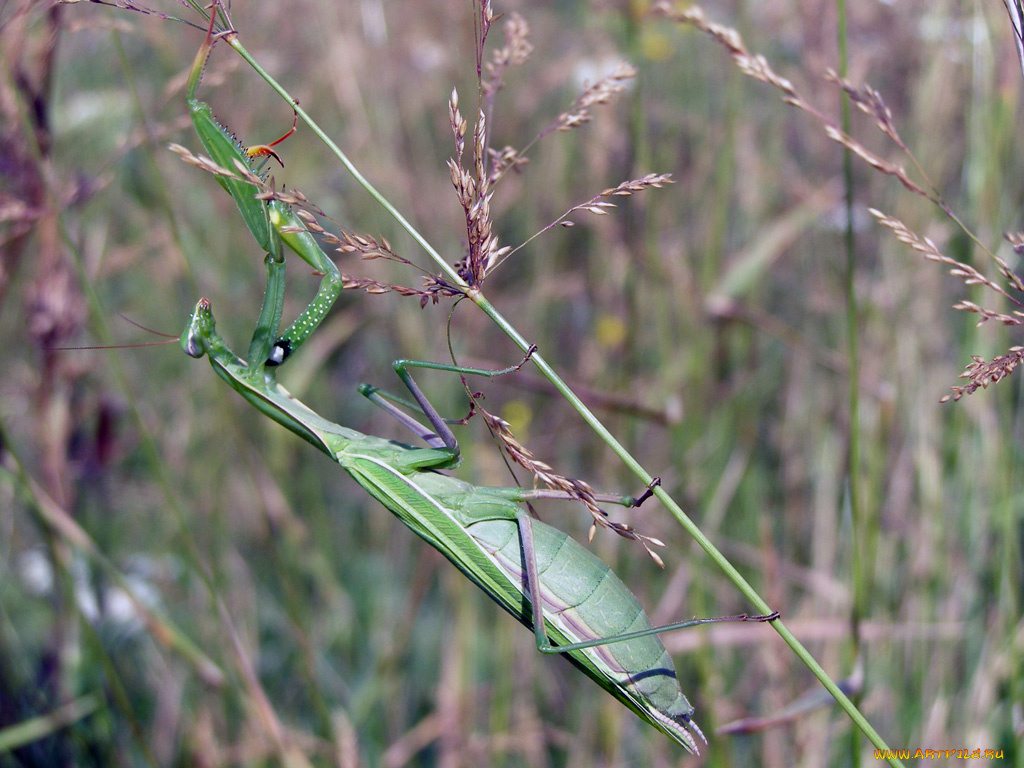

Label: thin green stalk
[223,32,903,768]
[836,0,863,641]
[836,1,869,765]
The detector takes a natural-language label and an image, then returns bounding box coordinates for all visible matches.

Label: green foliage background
[1,0,1021,765]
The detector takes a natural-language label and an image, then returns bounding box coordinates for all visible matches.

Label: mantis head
[181,298,216,359]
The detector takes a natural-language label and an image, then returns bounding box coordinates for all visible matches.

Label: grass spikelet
[483,12,533,100]
[870,209,1024,323]
[942,348,1024,402]
[553,62,638,132]
[478,408,666,565]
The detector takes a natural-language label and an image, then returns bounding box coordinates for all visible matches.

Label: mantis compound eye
[183,332,205,358]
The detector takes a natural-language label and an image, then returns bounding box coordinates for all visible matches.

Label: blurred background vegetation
[1,0,1022,765]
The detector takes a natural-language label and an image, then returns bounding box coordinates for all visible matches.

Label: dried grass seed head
[483,12,533,99]
[556,62,638,132]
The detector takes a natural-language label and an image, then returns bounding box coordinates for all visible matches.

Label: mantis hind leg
[514,507,778,655]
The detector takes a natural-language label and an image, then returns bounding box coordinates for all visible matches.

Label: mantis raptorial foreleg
[183,0,343,371]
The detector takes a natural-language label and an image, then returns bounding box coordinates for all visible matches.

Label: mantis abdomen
[334,447,703,750]
[469,516,701,744]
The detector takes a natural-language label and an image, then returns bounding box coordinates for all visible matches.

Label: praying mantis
[176,2,775,754]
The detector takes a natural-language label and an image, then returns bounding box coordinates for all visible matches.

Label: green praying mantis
[175,2,776,753]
